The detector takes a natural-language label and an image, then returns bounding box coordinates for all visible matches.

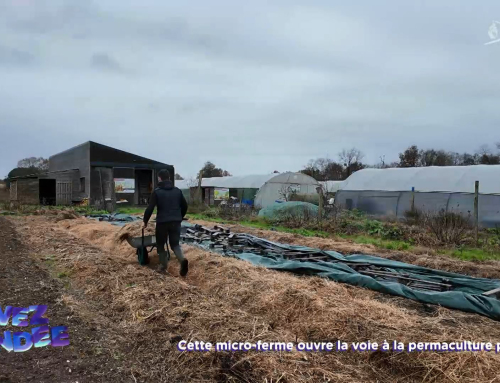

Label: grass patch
[116,207,155,215]
[188,213,225,223]
[189,214,340,239]
[74,206,108,215]
[117,207,145,215]
[440,248,500,262]
[341,235,412,251]
[43,255,72,286]
[188,214,409,249]
[43,255,55,267]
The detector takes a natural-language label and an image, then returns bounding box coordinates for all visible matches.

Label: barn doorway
[136,169,153,205]
[39,179,56,205]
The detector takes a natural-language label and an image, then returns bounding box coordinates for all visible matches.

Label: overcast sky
[1,0,499,179]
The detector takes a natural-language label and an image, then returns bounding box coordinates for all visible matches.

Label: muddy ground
[0,217,130,383]
[3,215,500,382]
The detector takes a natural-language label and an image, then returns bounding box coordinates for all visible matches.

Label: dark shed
[10,141,174,210]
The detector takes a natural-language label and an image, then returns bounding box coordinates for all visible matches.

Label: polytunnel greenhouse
[176,172,320,208]
[254,172,320,208]
[334,165,500,227]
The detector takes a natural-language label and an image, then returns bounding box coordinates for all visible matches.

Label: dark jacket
[143,180,188,225]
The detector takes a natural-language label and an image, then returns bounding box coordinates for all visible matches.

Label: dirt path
[0,217,131,383]
[189,218,500,279]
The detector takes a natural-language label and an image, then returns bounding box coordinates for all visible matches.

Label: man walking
[143,169,189,276]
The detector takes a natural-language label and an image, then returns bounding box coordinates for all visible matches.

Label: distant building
[9,141,173,210]
[177,172,320,209]
[335,166,500,227]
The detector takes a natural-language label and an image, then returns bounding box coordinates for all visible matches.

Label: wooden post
[474,180,479,246]
[411,186,415,213]
[317,186,324,223]
[197,172,203,204]
[98,169,105,211]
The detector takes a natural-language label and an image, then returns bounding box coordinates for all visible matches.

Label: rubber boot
[158,251,169,274]
[173,246,189,277]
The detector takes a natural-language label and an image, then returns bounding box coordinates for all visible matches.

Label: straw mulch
[12,216,500,382]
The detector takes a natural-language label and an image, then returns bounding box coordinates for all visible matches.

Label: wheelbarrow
[124,228,162,265]
[124,219,188,265]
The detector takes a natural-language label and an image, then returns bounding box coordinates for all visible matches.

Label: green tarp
[181,223,500,321]
[258,201,319,219]
[237,253,500,320]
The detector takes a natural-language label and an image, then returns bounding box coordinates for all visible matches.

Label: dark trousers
[155,222,184,267]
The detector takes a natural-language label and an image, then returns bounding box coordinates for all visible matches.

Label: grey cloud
[0,45,35,66]
[1,0,500,178]
[90,53,122,72]
[0,0,97,35]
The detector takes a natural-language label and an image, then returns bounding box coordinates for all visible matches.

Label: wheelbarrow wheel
[137,246,149,265]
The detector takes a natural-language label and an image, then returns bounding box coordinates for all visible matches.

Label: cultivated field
[2,211,500,382]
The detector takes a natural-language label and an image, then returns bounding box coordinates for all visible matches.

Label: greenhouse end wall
[334,190,500,227]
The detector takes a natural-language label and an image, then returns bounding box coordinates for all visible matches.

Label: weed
[365,220,384,236]
[404,209,424,225]
[424,210,472,245]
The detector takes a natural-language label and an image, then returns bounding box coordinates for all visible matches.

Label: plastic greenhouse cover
[176,174,277,190]
[181,222,500,321]
[341,165,500,194]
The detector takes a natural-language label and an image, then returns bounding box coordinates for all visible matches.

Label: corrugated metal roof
[9,172,48,180]
[341,166,500,194]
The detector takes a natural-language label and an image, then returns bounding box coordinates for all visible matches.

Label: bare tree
[476,144,500,165]
[477,144,492,156]
[278,185,290,201]
[300,159,322,180]
[17,157,49,171]
[379,155,386,168]
[339,148,364,168]
[374,155,389,169]
[300,158,344,180]
[277,185,299,202]
[339,148,365,178]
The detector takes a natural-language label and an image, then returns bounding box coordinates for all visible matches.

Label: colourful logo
[485,21,500,45]
[0,305,70,352]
